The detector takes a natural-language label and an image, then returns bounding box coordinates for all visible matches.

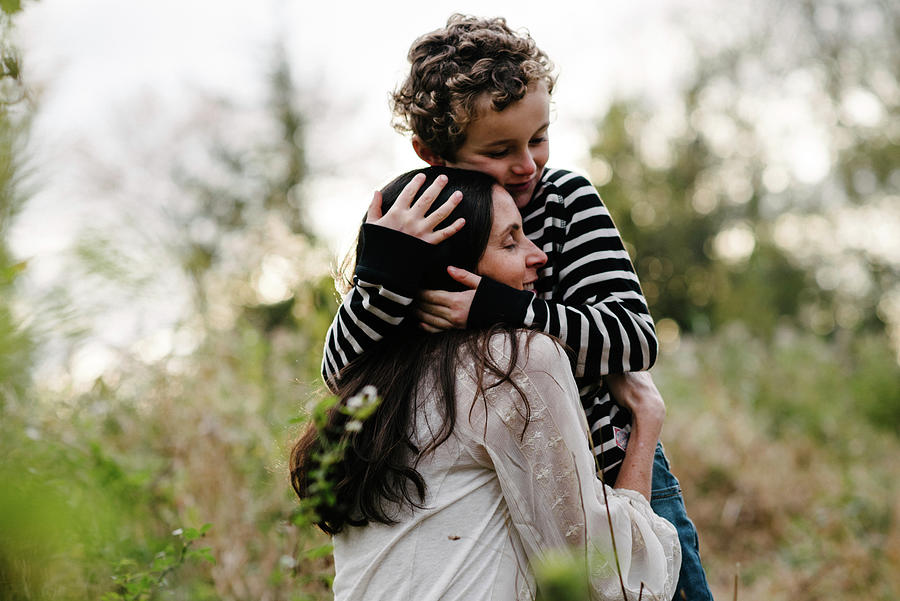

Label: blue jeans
[651,443,714,601]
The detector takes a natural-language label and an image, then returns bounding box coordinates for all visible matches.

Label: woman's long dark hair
[290,166,534,534]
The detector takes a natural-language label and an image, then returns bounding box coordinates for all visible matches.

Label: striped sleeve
[321,278,414,391]
[522,170,658,379]
[321,224,434,392]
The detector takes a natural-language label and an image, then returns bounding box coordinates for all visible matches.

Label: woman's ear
[412,136,447,166]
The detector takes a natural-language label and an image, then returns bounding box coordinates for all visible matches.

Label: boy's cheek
[447,157,506,182]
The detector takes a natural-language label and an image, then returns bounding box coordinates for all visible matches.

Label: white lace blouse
[331,333,681,601]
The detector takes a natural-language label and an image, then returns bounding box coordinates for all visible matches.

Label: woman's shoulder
[466,330,582,439]
[450,329,572,393]
[484,329,569,376]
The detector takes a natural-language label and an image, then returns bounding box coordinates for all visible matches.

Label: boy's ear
[412,136,446,166]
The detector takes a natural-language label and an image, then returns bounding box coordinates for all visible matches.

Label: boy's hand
[366,173,465,244]
[415,266,481,332]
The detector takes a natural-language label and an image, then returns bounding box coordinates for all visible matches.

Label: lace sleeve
[467,334,680,600]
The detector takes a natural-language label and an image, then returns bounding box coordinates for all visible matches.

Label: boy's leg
[651,442,714,601]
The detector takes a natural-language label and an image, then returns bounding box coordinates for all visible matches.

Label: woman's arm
[467,334,679,600]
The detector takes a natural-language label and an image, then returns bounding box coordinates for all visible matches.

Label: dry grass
[136,328,899,600]
[657,334,900,601]
[6,323,896,601]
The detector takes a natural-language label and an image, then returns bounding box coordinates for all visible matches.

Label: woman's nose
[527,241,547,268]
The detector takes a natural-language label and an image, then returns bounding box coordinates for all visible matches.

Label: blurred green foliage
[594,101,815,337]
[0,1,21,16]
[0,14,30,401]
[533,550,591,601]
[0,20,334,600]
[594,0,900,342]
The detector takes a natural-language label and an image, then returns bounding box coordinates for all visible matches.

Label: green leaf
[186,546,216,565]
[0,0,22,15]
[151,556,168,571]
[0,260,26,285]
[115,558,139,570]
[301,543,333,559]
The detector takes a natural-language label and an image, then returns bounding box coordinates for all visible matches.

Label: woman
[291,167,681,601]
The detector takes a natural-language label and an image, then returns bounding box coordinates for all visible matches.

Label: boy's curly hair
[391,14,556,161]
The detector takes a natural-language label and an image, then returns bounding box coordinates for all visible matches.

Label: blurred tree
[1,19,338,597]
[164,42,335,401]
[58,41,338,599]
[0,3,33,403]
[1,9,125,601]
[592,0,900,343]
[172,43,314,317]
[59,39,337,391]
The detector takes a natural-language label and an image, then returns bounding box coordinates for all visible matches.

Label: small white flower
[360,385,378,402]
[279,555,296,569]
[346,395,364,411]
[171,528,183,536]
[345,419,363,433]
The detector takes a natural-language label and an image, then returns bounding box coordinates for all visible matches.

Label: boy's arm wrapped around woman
[321,224,433,391]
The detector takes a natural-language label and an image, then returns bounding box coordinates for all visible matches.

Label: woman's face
[476,186,547,291]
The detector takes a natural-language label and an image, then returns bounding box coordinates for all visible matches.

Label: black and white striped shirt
[322,168,658,479]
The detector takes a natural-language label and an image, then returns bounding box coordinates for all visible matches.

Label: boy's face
[446,82,551,209]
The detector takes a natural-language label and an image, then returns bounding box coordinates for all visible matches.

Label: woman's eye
[486,149,509,158]
[529,137,546,145]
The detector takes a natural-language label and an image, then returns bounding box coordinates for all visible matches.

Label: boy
[322,14,713,600]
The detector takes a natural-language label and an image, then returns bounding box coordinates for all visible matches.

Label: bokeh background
[2,0,898,599]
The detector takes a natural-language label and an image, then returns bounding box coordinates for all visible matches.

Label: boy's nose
[511,150,536,176]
